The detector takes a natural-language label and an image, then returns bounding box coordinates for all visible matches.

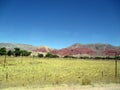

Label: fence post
[101,71,103,78]
[6,72,8,81]
[4,53,7,68]
[115,59,117,78]
[115,58,118,83]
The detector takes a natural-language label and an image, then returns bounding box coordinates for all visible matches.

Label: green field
[0,56,120,89]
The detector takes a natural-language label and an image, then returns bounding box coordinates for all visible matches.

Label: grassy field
[0,56,120,89]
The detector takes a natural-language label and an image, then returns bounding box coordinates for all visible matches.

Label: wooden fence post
[115,58,117,78]
[4,53,7,68]
[101,71,103,78]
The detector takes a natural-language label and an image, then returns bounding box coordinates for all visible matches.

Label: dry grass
[1,84,120,90]
[0,56,120,89]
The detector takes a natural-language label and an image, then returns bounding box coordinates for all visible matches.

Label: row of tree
[63,55,120,60]
[37,53,120,60]
[0,47,31,56]
[37,52,120,60]
[38,53,59,58]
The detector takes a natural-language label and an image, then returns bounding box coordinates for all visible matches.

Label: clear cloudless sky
[0,0,120,49]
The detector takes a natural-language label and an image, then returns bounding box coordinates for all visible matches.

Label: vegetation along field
[0,56,120,89]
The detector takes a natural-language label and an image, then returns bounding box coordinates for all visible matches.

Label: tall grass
[0,56,120,88]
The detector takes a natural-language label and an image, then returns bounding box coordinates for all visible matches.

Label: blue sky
[0,0,120,48]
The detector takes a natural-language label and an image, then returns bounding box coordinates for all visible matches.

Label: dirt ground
[1,84,120,90]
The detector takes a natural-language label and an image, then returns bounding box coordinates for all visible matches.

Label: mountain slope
[67,43,120,56]
[0,43,120,56]
[0,43,37,51]
[33,46,52,52]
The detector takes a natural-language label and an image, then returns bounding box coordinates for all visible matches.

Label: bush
[21,50,31,56]
[45,53,59,58]
[45,53,53,58]
[52,54,59,58]
[81,78,91,85]
[38,54,44,58]
[64,55,73,58]
[115,56,120,60]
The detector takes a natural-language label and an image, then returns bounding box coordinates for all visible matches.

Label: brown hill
[0,43,120,56]
[67,43,120,56]
[51,47,96,56]
[51,43,120,56]
[0,43,37,51]
[33,46,52,53]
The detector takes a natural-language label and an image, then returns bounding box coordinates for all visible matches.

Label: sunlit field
[0,56,120,89]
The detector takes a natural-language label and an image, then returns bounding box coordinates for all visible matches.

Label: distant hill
[0,43,120,56]
[33,46,53,52]
[51,43,120,56]
[69,43,119,51]
[0,43,37,51]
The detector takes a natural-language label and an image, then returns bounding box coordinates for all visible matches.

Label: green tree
[7,50,14,56]
[26,51,31,56]
[45,53,59,58]
[0,47,7,55]
[38,54,44,58]
[14,48,21,57]
[21,50,31,56]
[45,53,53,58]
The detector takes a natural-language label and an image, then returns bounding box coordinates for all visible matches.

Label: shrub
[81,78,91,85]
[45,53,59,58]
[64,55,73,58]
[45,53,53,58]
[38,54,44,58]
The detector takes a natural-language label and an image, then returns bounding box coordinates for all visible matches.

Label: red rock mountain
[1,43,119,56]
[33,46,52,53]
[33,43,120,56]
[65,43,120,56]
[51,47,96,56]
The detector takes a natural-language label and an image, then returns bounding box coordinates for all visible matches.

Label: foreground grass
[0,56,120,89]
[1,84,120,90]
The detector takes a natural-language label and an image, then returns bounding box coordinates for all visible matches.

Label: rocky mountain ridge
[0,43,120,56]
